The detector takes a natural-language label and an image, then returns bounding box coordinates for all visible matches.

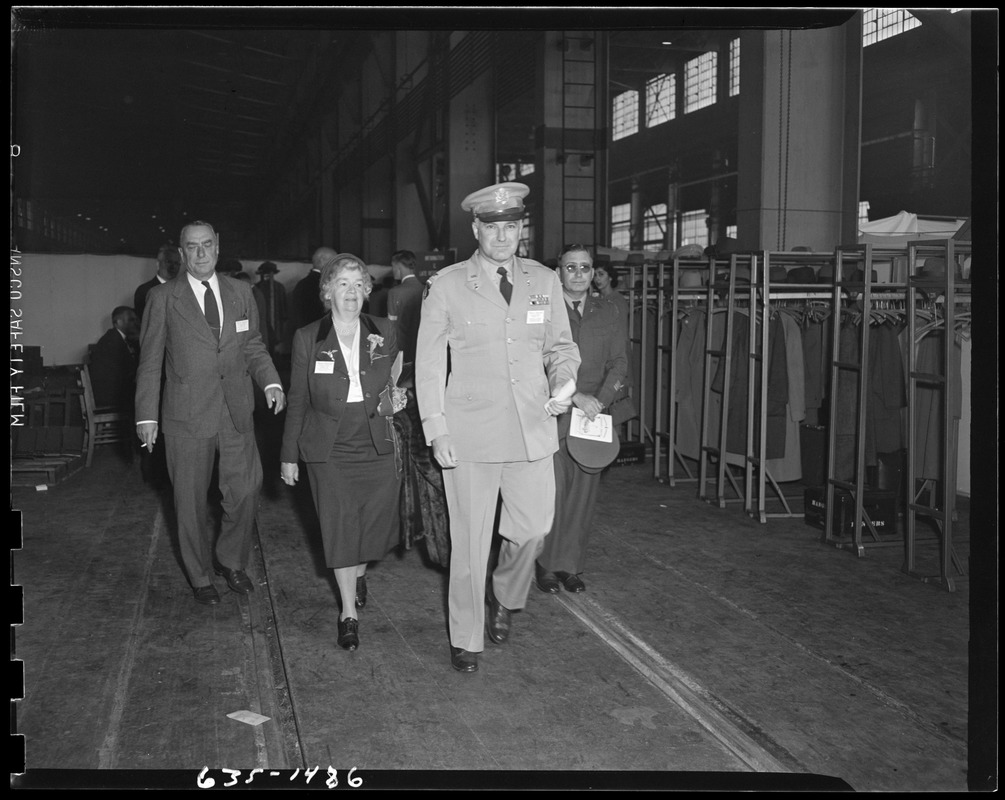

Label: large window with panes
[611,90,639,141]
[610,203,631,249]
[643,204,668,250]
[645,74,675,127]
[862,8,921,47]
[684,51,717,114]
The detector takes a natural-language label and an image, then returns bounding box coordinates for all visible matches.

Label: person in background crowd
[256,261,289,357]
[592,260,630,327]
[292,247,335,331]
[415,182,581,674]
[386,249,424,376]
[134,243,181,320]
[536,244,629,594]
[90,305,139,412]
[216,257,244,279]
[135,221,285,606]
[368,273,394,317]
[280,253,405,652]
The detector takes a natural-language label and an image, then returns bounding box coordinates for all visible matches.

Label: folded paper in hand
[569,408,613,443]
[378,352,407,416]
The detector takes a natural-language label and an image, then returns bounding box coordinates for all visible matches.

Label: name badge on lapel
[314,361,335,374]
[235,319,249,333]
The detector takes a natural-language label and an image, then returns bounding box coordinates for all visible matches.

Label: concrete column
[736,18,862,251]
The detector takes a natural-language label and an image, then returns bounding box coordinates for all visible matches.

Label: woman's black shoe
[355,575,367,609]
[337,617,359,651]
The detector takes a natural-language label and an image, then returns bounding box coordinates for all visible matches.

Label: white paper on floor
[227,710,270,726]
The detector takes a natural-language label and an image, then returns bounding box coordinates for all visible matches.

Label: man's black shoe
[450,647,478,672]
[193,585,221,605]
[486,586,512,644]
[555,571,586,593]
[215,566,254,594]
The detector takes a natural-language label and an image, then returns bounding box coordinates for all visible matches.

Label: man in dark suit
[535,244,629,595]
[291,246,335,332]
[135,221,286,606]
[386,249,424,374]
[134,243,181,320]
[89,306,139,412]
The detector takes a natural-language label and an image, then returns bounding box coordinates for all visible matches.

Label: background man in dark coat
[89,305,139,411]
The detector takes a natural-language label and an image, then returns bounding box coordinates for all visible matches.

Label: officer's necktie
[497,267,512,305]
[202,281,221,338]
[571,300,582,321]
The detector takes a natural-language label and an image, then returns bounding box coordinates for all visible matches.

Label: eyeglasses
[562,263,594,274]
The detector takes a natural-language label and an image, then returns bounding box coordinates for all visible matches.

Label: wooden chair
[78,363,131,467]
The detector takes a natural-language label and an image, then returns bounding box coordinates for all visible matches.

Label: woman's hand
[280,462,299,486]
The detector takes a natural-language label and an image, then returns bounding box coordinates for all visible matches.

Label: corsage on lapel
[367,333,387,361]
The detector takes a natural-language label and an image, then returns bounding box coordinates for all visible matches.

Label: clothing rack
[623,260,658,447]
[821,244,906,554]
[622,241,971,592]
[902,238,971,591]
[654,256,713,486]
[698,253,753,508]
[746,251,836,522]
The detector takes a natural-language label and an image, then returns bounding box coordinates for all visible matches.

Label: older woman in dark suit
[280,253,405,651]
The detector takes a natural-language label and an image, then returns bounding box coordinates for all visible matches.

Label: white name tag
[526,309,546,325]
[314,361,335,374]
[235,319,249,333]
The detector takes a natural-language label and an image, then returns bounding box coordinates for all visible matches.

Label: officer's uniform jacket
[415,252,581,463]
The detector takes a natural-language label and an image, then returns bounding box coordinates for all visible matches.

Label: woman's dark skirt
[306,401,400,569]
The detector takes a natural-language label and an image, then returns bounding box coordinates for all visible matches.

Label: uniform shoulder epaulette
[422,265,455,297]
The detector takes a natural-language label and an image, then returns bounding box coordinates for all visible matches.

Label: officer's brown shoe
[450,647,478,673]
[555,571,586,593]
[486,585,512,644]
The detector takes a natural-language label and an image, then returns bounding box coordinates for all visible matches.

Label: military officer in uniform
[415,182,581,673]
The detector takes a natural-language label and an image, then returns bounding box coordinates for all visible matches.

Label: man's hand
[265,386,286,414]
[280,462,299,486]
[137,421,158,452]
[573,392,603,421]
[431,435,458,469]
[544,396,573,416]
